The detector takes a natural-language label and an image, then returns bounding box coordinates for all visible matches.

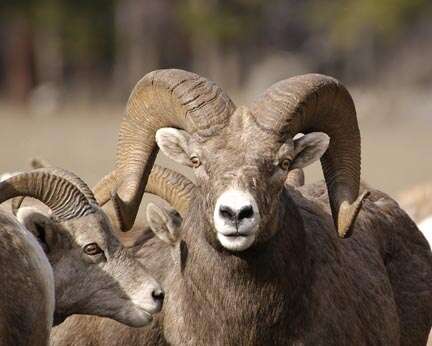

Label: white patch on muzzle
[213,189,260,251]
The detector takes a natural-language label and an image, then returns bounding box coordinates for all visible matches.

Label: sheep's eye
[279,159,291,171]
[83,243,102,256]
[190,156,201,168]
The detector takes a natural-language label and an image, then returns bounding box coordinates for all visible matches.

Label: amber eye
[279,159,291,171]
[190,156,201,168]
[83,243,102,256]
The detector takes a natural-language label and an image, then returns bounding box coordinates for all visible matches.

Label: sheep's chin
[217,232,256,251]
[115,305,154,328]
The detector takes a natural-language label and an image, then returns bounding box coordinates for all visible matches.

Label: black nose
[152,288,165,303]
[219,205,254,223]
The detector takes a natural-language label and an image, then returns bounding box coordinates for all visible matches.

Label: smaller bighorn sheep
[0,168,164,346]
[398,182,432,223]
[420,217,432,245]
[398,182,432,245]
[0,173,14,182]
[12,157,180,249]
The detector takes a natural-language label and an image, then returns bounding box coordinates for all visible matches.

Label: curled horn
[95,165,194,217]
[26,157,193,219]
[250,74,368,238]
[285,169,305,188]
[12,157,53,215]
[94,69,235,231]
[0,168,97,222]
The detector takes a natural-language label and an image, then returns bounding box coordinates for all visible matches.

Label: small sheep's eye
[190,156,201,168]
[83,243,102,256]
[279,159,291,171]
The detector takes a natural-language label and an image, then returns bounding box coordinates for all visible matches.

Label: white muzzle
[213,189,260,251]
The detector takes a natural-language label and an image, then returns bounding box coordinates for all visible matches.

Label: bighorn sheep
[0,168,165,345]
[398,183,432,223]
[11,158,178,249]
[51,69,432,345]
[420,217,432,246]
[398,183,432,246]
[0,173,14,182]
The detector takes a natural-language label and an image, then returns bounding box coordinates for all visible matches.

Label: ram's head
[95,69,367,252]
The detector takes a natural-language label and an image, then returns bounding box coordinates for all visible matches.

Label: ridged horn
[0,168,97,222]
[250,74,368,238]
[12,157,53,215]
[285,169,305,188]
[95,165,194,217]
[94,69,235,231]
[144,166,194,216]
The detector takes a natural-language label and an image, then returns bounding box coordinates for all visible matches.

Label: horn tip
[337,190,370,238]
[111,191,136,232]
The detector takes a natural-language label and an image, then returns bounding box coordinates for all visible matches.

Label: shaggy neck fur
[163,192,314,345]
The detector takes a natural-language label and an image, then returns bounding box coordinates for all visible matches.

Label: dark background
[1,0,431,197]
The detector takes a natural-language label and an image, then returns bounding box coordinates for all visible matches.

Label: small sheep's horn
[0,168,97,222]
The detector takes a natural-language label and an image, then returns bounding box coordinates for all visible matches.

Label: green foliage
[61,0,115,63]
[0,0,115,63]
[177,0,269,44]
[307,0,431,49]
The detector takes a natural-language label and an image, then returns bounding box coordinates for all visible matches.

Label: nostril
[238,205,254,220]
[219,205,236,221]
[152,288,165,303]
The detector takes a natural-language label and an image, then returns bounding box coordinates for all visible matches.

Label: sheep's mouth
[138,308,153,320]
[126,306,155,327]
[223,232,250,238]
[216,231,256,251]
[117,299,156,327]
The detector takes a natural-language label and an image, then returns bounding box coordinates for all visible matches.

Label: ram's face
[156,110,330,252]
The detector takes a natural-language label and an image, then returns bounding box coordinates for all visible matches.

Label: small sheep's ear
[156,128,192,167]
[146,203,181,246]
[16,207,58,253]
[291,132,330,169]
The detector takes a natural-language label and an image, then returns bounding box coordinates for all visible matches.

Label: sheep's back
[0,211,54,346]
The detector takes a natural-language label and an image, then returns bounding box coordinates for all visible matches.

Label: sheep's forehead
[62,211,110,247]
[199,132,277,171]
[192,110,285,179]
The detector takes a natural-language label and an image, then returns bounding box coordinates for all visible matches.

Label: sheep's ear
[156,128,192,167]
[291,132,330,169]
[16,207,58,253]
[146,203,181,246]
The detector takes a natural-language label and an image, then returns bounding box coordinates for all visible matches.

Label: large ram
[0,168,165,345]
[52,70,432,345]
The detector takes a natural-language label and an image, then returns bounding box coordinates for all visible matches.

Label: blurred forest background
[0,0,431,197]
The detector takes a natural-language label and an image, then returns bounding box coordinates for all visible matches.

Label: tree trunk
[4,15,33,104]
[113,0,169,96]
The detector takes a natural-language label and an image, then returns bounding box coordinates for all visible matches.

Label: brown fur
[51,184,432,345]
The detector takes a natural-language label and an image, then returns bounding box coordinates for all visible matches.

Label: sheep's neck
[164,198,312,344]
